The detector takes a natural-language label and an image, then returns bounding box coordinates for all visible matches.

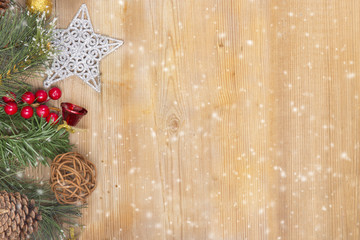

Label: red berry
[21,106,34,119]
[46,112,59,124]
[36,105,50,118]
[4,102,18,115]
[48,87,62,100]
[35,90,48,103]
[2,92,16,103]
[21,91,36,104]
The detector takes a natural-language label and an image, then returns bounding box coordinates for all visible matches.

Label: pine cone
[0,0,10,13]
[0,191,42,240]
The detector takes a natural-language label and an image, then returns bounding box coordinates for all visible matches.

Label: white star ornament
[44,4,124,92]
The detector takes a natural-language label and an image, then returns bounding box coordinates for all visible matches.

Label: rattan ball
[50,152,97,205]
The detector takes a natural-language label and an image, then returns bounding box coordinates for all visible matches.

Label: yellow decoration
[57,121,87,134]
[26,0,52,16]
[68,227,75,240]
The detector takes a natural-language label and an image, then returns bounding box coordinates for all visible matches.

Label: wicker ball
[50,152,97,205]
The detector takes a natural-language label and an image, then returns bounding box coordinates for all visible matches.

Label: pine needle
[0,167,83,240]
[0,1,56,98]
[0,109,72,167]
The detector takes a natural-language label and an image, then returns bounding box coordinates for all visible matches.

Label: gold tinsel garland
[26,0,52,16]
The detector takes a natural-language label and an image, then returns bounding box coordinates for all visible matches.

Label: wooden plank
[268,1,360,239]
[24,0,360,239]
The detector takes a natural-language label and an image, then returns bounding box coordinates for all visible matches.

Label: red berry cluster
[2,87,62,124]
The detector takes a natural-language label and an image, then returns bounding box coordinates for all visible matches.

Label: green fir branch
[0,1,56,97]
[0,167,84,240]
[0,110,72,168]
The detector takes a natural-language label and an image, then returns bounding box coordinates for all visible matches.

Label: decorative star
[44,4,124,92]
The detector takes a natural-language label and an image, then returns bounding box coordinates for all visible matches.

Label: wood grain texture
[28,0,360,239]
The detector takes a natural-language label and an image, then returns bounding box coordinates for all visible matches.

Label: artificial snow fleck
[212,112,222,121]
[307,62,313,69]
[274,166,287,178]
[218,32,226,38]
[208,233,216,239]
[246,40,254,46]
[16,171,24,178]
[300,175,307,182]
[129,168,137,174]
[259,208,264,214]
[340,152,351,161]
[347,72,356,79]
[36,189,44,195]
[146,212,153,219]
[150,128,157,138]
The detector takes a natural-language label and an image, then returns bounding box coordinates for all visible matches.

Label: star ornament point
[44,4,123,92]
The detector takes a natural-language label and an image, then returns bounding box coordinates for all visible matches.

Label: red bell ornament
[61,102,87,126]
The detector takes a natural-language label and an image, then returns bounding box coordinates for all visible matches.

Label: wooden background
[30,0,360,239]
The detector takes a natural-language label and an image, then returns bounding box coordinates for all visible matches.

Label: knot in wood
[167,114,180,135]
